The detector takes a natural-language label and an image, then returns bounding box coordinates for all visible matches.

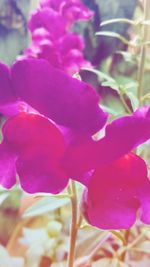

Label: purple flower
[29,7,66,40]
[40,0,94,26]
[81,153,150,229]
[1,56,150,230]
[24,0,93,74]
[0,112,68,194]
[63,106,150,178]
[0,58,107,193]
[8,58,107,134]
[61,106,150,230]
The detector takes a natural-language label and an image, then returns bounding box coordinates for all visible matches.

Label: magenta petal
[63,106,150,179]
[62,1,94,26]
[0,144,16,189]
[40,0,94,24]
[0,63,15,105]
[16,150,68,194]
[59,33,84,53]
[137,180,150,224]
[29,8,66,39]
[12,59,108,134]
[40,0,62,10]
[0,101,29,117]
[81,154,148,230]
[1,113,69,194]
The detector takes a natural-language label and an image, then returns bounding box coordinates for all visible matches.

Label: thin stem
[77,214,83,228]
[127,229,147,249]
[118,229,148,259]
[119,230,130,261]
[75,233,111,267]
[67,181,78,267]
[110,230,127,246]
[87,233,111,263]
[137,0,149,102]
[141,91,150,102]
[120,93,132,114]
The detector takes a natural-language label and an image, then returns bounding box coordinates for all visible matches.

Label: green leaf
[101,81,119,91]
[116,51,137,63]
[83,68,115,82]
[100,18,135,27]
[23,195,70,218]
[83,68,120,92]
[96,31,131,45]
[126,91,139,111]
[100,105,120,116]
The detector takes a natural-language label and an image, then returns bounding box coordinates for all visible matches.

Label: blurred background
[0,1,150,267]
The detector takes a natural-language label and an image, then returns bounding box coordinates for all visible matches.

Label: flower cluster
[24,0,93,74]
[0,57,150,231]
[0,58,107,194]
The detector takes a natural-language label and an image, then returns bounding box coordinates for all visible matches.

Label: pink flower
[24,0,93,74]
[81,153,150,229]
[63,106,150,179]
[70,106,150,230]
[0,112,68,194]
[0,58,107,193]
[40,0,94,26]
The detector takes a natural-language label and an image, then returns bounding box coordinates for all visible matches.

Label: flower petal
[0,63,15,105]
[63,106,150,179]
[0,144,16,189]
[29,7,66,39]
[11,58,108,134]
[16,148,68,194]
[137,179,150,225]
[40,0,94,25]
[1,113,68,194]
[61,0,94,26]
[81,153,149,230]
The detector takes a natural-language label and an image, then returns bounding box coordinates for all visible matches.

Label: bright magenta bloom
[63,106,150,178]
[40,0,94,26]
[0,113,68,194]
[0,59,107,135]
[71,106,150,230]
[0,57,150,230]
[24,0,93,74]
[0,58,107,193]
[82,153,150,229]
[61,105,150,229]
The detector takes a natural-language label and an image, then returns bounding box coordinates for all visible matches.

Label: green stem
[120,93,132,114]
[137,0,149,102]
[67,181,78,267]
[141,91,150,102]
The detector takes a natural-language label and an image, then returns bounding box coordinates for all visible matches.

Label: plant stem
[118,229,148,259]
[120,93,132,114]
[75,233,111,267]
[67,181,78,267]
[87,233,111,263]
[141,91,150,102]
[119,230,130,261]
[137,0,149,102]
